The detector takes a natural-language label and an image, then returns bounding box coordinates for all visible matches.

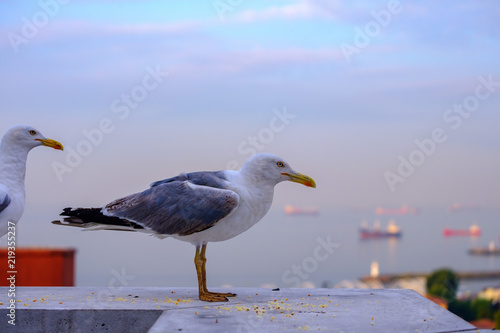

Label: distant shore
[361,270,500,284]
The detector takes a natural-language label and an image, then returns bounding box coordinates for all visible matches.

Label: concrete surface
[0,287,480,332]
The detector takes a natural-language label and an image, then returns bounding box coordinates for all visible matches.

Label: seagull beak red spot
[282,172,316,188]
[36,138,64,151]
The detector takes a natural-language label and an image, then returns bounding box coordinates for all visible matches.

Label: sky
[0,1,499,286]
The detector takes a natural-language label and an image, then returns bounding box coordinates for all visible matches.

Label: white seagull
[0,125,63,237]
[53,153,316,302]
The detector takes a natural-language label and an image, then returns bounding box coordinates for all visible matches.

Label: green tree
[471,298,493,320]
[448,300,474,322]
[426,268,459,302]
[494,310,500,329]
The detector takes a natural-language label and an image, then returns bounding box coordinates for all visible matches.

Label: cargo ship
[359,220,402,239]
[284,205,319,216]
[447,203,482,213]
[469,241,500,255]
[443,224,481,237]
[374,205,419,216]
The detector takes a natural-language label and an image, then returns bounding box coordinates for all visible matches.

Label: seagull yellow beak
[36,138,64,151]
[283,172,316,188]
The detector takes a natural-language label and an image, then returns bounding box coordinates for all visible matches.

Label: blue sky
[1,0,500,213]
[1,0,500,287]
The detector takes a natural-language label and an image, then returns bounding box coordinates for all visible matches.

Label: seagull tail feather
[52,207,145,232]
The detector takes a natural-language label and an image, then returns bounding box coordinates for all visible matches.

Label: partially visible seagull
[0,125,63,237]
[53,153,316,302]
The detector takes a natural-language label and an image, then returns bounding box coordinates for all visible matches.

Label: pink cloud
[232,0,339,23]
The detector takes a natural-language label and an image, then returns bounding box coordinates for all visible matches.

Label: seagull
[53,153,316,302]
[0,125,63,237]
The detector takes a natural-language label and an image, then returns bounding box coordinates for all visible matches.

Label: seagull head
[3,125,64,151]
[240,153,316,188]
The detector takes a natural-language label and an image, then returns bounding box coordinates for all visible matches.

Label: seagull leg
[200,244,237,298]
[194,244,236,302]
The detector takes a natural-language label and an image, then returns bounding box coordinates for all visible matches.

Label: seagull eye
[29,130,37,135]
[277,161,285,168]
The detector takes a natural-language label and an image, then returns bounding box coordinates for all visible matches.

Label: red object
[443,228,481,237]
[284,205,319,216]
[0,248,76,286]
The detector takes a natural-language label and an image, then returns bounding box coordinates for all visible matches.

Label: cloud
[230,0,339,23]
[0,18,203,50]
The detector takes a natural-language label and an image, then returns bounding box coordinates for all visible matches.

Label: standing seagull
[0,125,64,237]
[53,153,316,302]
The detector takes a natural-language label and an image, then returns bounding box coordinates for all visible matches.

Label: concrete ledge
[0,287,477,332]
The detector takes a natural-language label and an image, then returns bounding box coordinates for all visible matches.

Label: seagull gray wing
[0,186,11,215]
[104,172,239,236]
[150,171,229,188]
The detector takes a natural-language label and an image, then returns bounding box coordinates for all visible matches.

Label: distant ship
[374,205,419,216]
[359,220,402,239]
[469,241,500,255]
[443,224,481,237]
[284,205,319,216]
[447,203,482,213]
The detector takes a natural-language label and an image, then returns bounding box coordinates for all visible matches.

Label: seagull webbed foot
[211,291,237,298]
[199,291,236,302]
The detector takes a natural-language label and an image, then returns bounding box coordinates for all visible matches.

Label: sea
[12,206,500,294]
[238,207,500,295]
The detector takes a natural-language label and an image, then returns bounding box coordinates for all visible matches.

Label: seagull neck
[239,168,276,191]
[0,141,30,188]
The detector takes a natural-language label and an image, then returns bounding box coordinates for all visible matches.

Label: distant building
[470,319,495,329]
[370,262,379,278]
[425,294,448,309]
[477,287,500,303]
